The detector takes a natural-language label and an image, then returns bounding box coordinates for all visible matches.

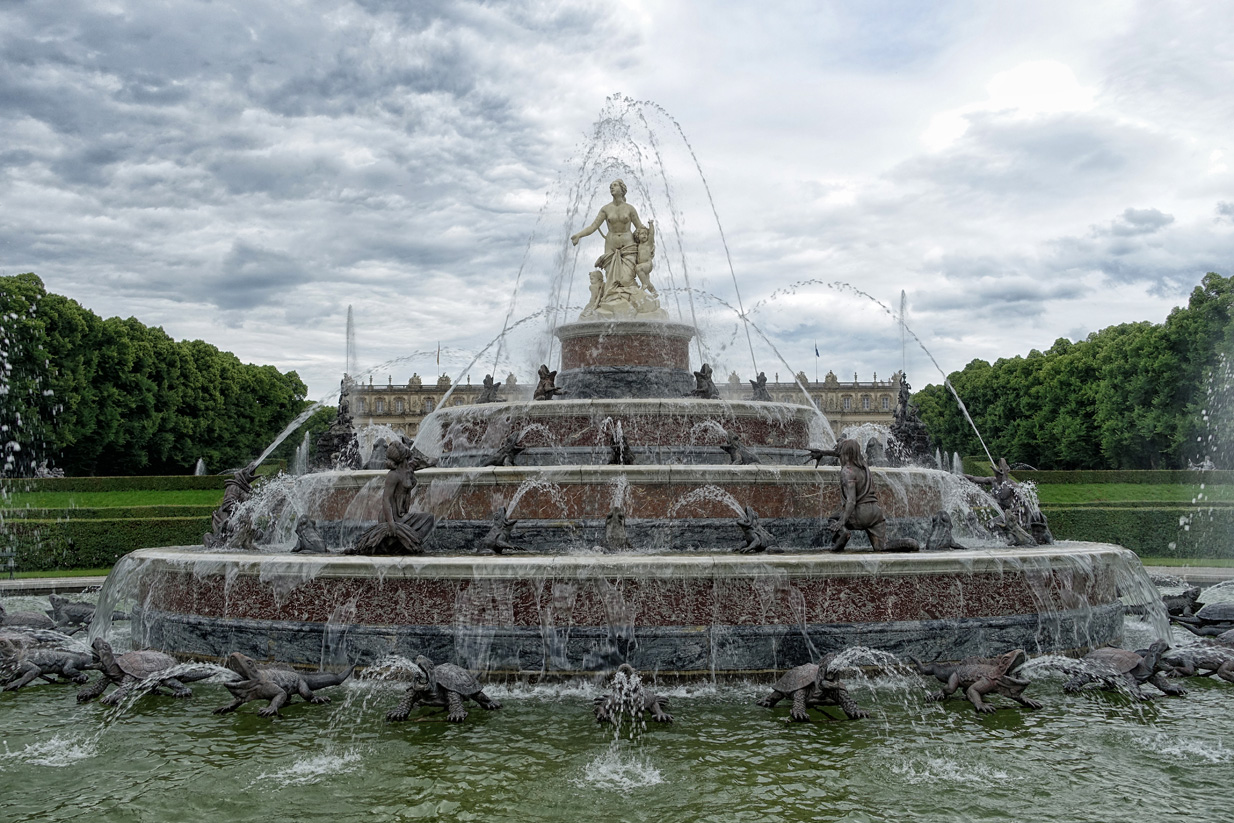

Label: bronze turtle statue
[76,637,212,705]
[593,664,672,724]
[1063,640,1186,700]
[757,655,869,721]
[1173,603,1234,637]
[0,603,56,631]
[912,648,1043,713]
[386,655,501,723]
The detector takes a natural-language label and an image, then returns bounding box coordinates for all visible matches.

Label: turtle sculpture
[593,664,672,724]
[213,652,355,717]
[1173,603,1234,637]
[757,655,870,722]
[0,603,57,631]
[76,637,213,705]
[386,655,502,723]
[1062,640,1187,700]
[1,640,98,690]
[911,648,1043,713]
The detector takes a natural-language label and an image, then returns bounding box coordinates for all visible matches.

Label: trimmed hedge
[3,505,217,520]
[2,476,226,493]
[5,516,209,571]
[1044,505,1234,559]
[1019,470,1234,485]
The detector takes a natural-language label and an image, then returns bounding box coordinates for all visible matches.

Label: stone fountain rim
[299,463,976,488]
[553,319,696,340]
[123,542,1134,582]
[422,396,824,419]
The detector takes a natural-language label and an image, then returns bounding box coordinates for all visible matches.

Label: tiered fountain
[97,178,1155,677]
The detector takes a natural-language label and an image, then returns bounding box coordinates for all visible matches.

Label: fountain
[4,100,1217,823]
[89,175,1158,678]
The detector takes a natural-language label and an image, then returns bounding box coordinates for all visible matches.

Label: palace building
[348,369,903,439]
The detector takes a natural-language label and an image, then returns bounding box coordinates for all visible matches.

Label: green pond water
[2,650,1231,823]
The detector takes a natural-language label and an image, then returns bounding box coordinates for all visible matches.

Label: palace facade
[348,369,903,439]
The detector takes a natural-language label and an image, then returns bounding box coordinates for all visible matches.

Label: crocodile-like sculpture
[1062,640,1187,700]
[757,655,870,721]
[213,652,354,717]
[1160,637,1234,685]
[76,637,213,705]
[593,664,672,724]
[1,640,98,690]
[912,648,1043,712]
[43,594,128,634]
[386,655,501,723]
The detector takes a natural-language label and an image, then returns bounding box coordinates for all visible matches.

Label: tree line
[913,272,1234,470]
[0,273,310,476]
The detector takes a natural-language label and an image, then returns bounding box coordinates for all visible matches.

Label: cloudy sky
[2,0,1232,400]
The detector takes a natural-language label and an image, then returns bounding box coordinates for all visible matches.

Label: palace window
[357,397,367,414]
[843,396,851,411]
[424,398,436,413]
[374,399,385,414]
[882,395,890,411]
[862,396,870,411]
[395,398,404,414]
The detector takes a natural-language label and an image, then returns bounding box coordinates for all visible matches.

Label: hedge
[2,475,227,493]
[1043,505,1234,559]
[5,516,210,571]
[1018,470,1234,485]
[2,505,218,520]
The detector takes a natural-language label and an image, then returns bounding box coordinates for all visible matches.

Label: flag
[436,342,440,366]
[815,342,819,358]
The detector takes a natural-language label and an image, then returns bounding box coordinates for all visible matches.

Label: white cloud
[922,60,1095,150]
[0,0,1231,409]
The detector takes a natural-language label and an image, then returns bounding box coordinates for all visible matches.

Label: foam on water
[1133,729,1232,764]
[252,748,363,789]
[1,734,98,767]
[577,748,664,792]
[886,755,1016,786]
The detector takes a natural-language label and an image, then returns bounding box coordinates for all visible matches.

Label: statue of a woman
[571,180,666,319]
[570,179,647,281]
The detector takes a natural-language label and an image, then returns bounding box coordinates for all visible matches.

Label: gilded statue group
[570,179,668,320]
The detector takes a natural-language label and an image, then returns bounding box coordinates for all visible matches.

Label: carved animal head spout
[225,652,262,681]
[997,648,1028,676]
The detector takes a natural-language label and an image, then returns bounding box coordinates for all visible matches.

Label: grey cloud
[1217,202,1234,222]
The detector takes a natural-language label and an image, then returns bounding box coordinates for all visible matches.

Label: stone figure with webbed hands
[963,458,1051,546]
[570,180,666,319]
[346,439,436,555]
[824,439,920,552]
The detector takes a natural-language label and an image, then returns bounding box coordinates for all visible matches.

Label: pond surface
[2,640,1231,823]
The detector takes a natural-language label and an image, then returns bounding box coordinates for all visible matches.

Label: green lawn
[1139,557,1234,568]
[10,567,114,579]
[1034,483,1234,505]
[3,489,224,509]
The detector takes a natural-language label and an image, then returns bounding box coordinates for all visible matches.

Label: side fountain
[92,178,1160,678]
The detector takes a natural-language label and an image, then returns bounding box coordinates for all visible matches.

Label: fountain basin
[426,397,828,466]
[121,542,1136,675]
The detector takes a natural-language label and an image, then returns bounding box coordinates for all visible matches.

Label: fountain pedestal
[555,320,696,398]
